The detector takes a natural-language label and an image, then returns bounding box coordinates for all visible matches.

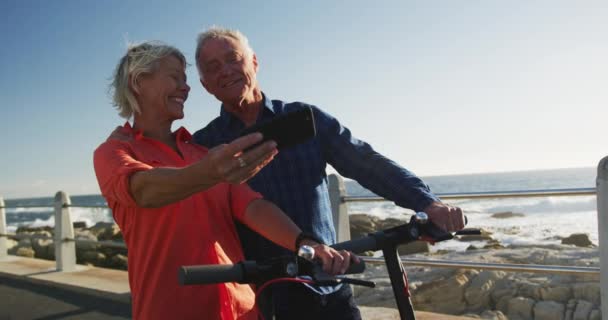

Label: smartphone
[239,106,316,150]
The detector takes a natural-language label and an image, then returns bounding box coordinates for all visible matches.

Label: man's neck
[224,89,264,127]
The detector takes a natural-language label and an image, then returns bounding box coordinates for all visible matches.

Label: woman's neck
[132,118,178,151]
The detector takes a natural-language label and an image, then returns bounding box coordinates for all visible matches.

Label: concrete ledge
[0,255,130,304]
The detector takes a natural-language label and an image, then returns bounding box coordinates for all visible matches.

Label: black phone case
[239,107,316,150]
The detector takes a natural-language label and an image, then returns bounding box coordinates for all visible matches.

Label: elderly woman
[94,41,355,320]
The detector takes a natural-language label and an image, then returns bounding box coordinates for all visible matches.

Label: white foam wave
[7,207,53,214]
[452,196,596,215]
[348,196,598,251]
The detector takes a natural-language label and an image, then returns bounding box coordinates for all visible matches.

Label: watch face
[297,245,315,261]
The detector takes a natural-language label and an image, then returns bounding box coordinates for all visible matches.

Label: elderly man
[192,27,465,320]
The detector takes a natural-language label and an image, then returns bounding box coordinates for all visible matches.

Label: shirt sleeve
[314,106,440,212]
[93,141,152,207]
[228,183,263,221]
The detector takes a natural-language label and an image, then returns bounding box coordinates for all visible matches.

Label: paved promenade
[0,255,474,320]
[0,256,130,320]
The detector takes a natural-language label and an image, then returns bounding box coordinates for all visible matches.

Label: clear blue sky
[1,1,606,199]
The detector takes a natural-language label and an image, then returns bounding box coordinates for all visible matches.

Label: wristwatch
[294,232,324,251]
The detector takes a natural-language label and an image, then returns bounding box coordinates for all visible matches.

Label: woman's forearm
[129,161,219,208]
[241,199,302,251]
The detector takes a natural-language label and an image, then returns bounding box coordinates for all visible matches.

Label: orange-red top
[94,123,261,320]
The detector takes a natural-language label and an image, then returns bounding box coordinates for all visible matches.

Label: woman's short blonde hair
[110,41,186,119]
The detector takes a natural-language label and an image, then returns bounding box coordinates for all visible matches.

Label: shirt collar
[218,92,279,130]
[122,122,192,142]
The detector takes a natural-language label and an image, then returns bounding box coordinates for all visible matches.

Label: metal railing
[0,160,606,314]
[328,178,600,276]
[0,192,127,271]
[344,187,596,202]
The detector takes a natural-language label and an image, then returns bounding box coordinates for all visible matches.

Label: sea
[3,167,598,252]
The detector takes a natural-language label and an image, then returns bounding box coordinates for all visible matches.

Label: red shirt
[94,123,261,320]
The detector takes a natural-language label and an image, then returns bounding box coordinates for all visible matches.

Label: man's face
[198,37,259,106]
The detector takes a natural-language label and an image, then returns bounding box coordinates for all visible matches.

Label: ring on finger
[236,157,247,168]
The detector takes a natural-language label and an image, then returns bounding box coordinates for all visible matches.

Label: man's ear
[200,78,211,93]
[253,53,259,72]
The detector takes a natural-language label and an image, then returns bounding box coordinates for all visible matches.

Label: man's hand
[203,133,278,185]
[423,201,465,233]
[300,240,360,275]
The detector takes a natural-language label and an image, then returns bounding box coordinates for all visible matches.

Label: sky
[0,1,606,199]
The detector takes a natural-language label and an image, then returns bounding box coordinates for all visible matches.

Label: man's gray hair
[195,26,254,79]
[110,41,186,119]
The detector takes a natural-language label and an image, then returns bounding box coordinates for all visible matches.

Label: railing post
[0,196,6,259]
[597,157,608,318]
[54,191,76,271]
[328,174,350,242]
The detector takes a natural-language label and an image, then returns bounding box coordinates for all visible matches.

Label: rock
[494,296,510,314]
[479,310,507,320]
[465,271,506,311]
[74,230,99,251]
[517,281,542,300]
[349,214,380,239]
[31,230,52,239]
[483,240,505,250]
[565,299,577,320]
[506,297,535,320]
[355,285,395,306]
[589,309,601,320]
[8,239,35,257]
[15,247,35,258]
[109,254,128,270]
[397,241,430,255]
[491,278,518,303]
[376,217,406,230]
[31,237,54,260]
[561,234,593,247]
[90,222,122,241]
[458,229,494,242]
[572,283,600,305]
[5,238,17,250]
[16,226,53,234]
[412,272,470,315]
[491,212,525,219]
[72,221,87,229]
[534,300,565,320]
[573,300,593,320]
[79,251,106,266]
[539,286,572,303]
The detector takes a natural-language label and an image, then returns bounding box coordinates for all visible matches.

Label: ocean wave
[452,196,596,215]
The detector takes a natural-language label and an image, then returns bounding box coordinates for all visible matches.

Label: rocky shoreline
[5,212,600,320]
[349,213,600,320]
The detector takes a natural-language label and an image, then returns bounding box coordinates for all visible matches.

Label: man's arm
[240,199,358,275]
[314,106,464,232]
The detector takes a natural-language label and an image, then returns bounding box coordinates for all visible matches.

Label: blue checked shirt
[192,93,439,261]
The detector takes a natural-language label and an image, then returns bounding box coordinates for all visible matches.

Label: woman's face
[135,55,190,122]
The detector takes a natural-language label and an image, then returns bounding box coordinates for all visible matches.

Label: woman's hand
[300,240,360,275]
[203,133,278,184]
